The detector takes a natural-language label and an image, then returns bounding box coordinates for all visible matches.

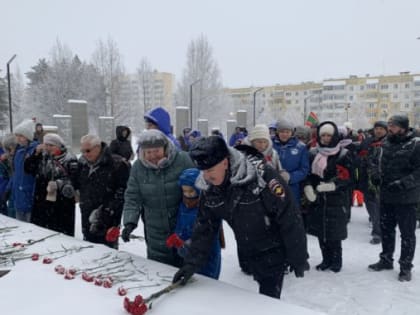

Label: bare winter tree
[137,57,155,115]
[92,36,125,118]
[175,34,224,129]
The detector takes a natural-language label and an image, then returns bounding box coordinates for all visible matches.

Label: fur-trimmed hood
[195,147,266,192]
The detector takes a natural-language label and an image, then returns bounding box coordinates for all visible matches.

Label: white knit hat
[248,124,270,142]
[343,121,353,130]
[319,123,335,136]
[14,119,35,141]
[43,133,65,147]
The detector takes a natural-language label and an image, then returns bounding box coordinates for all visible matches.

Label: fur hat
[388,115,409,130]
[275,119,294,131]
[189,136,229,170]
[248,124,270,142]
[43,133,65,147]
[319,123,335,136]
[14,119,35,141]
[138,129,168,149]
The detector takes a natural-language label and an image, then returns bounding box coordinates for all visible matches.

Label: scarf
[312,139,352,178]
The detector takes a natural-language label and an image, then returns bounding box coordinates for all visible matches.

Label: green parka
[123,140,194,267]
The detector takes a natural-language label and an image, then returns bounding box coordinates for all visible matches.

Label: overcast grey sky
[2,0,420,88]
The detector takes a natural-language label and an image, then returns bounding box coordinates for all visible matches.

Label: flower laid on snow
[122,281,182,315]
[31,253,40,261]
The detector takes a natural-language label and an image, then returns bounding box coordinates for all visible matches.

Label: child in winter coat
[166,168,222,279]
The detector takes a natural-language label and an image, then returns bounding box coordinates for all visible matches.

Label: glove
[303,185,316,202]
[172,264,195,285]
[316,182,336,193]
[121,223,137,242]
[89,206,112,236]
[387,180,403,192]
[166,233,184,248]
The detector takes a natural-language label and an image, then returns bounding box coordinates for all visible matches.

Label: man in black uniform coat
[368,115,420,282]
[172,136,307,298]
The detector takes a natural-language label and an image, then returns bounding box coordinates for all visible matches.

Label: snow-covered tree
[91,36,125,118]
[25,40,106,129]
[0,71,8,131]
[175,34,223,129]
[137,57,155,115]
[10,65,26,124]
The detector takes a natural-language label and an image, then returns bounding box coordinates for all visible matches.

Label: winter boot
[398,269,412,282]
[329,241,342,273]
[316,239,331,271]
[369,236,381,245]
[368,259,393,271]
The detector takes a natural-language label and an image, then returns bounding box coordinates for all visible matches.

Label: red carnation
[31,253,40,261]
[106,226,120,243]
[166,233,184,249]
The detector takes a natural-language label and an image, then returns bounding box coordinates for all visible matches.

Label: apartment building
[225,72,420,129]
[118,71,175,131]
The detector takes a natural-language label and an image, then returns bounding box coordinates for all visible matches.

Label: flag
[305,112,319,127]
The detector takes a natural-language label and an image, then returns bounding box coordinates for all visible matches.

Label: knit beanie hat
[388,115,409,130]
[1,134,17,151]
[178,168,201,194]
[189,136,229,170]
[248,124,270,142]
[319,123,335,136]
[276,119,294,131]
[14,119,35,141]
[373,121,388,130]
[43,133,65,147]
[138,129,168,149]
[343,121,353,130]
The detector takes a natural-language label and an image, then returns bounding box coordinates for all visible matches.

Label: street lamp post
[190,79,201,128]
[252,87,264,126]
[7,54,17,132]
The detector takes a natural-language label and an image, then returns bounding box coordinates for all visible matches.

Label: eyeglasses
[81,146,97,154]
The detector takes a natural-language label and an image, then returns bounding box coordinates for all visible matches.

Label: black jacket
[184,147,307,280]
[25,149,78,236]
[379,130,420,204]
[110,126,133,161]
[306,122,354,241]
[75,143,130,242]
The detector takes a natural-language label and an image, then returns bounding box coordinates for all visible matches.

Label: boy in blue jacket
[166,168,222,279]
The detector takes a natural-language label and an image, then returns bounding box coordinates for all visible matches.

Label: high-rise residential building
[225,72,420,129]
[117,71,175,131]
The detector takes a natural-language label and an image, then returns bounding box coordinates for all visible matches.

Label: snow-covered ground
[115,205,420,315]
[2,203,418,315]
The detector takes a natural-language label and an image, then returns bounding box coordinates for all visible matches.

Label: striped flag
[305,112,319,127]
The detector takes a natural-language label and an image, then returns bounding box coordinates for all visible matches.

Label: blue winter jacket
[11,141,37,212]
[273,137,309,204]
[175,202,221,279]
[144,107,181,150]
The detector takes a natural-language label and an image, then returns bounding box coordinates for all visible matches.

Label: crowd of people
[1,108,419,299]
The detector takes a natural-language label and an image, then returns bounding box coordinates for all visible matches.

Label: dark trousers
[318,238,342,268]
[365,191,381,238]
[258,273,285,299]
[380,202,417,270]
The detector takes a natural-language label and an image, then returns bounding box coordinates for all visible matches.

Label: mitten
[316,182,336,192]
[304,185,316,202]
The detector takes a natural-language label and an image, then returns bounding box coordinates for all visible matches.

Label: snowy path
[115,206,420,315]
